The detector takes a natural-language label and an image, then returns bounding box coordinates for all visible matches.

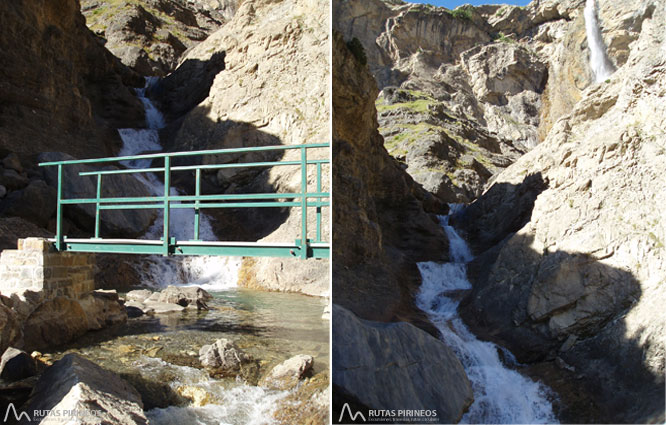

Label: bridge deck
[47,238,330,259]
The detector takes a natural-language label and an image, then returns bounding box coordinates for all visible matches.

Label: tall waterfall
[117,77,241,290]
[416,207,558,424]
[584,0,615,83]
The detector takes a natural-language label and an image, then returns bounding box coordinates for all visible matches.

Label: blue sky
[410,0,531,7]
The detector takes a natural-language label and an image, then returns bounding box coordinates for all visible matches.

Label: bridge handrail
[38,143,330,259]
[37,143,329,166]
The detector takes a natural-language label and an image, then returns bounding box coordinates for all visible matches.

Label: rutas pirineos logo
[339,403,367,423]
[3,403,30,422]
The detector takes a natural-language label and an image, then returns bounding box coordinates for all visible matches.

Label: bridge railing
[38,143,330,259]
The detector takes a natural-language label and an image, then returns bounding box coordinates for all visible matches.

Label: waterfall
[416,206,558,424]
[117,77,241,290]
[584,0,615,83]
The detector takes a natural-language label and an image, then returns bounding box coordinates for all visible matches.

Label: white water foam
[584,0,615,83]
[117,77,241,290]
[137,357,288,425]
[416,207,558,424]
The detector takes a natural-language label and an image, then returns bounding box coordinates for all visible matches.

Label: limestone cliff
[149,0,331,296]
[454,1,665,421]
[336,0,665,422]
[80,0,237,76]
[333,31,449,322]
[334,0,655,205]
[0,0,144,162]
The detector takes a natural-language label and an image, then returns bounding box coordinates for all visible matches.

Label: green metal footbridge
[39,144,330,259]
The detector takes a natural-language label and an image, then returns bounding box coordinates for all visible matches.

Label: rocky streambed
[1,286,329,425]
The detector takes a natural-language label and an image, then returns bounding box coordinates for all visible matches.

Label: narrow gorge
[333,0,664,423]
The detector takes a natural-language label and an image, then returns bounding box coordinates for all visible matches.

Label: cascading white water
[117,77,241,290]
[584,0,615,83]
[416,206,558,424]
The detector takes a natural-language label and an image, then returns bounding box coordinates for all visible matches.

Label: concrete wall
[0,238,94,299]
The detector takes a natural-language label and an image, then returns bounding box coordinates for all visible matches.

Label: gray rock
[38,152,157,238]
[78,290,127,330]
[199,338,250,370]
[0,168,29,191]
[2,153,23,173]
[142,301,184,314]
[22,354,147,425]
[125,289,153,303]
[0,347,36,382]
[0,185,6,198]
[22,296,89,351]
[259,354,313,390]
[124,300,154,316]
[0,180,56,227]
[333,304,473,424]
[0,301,20,357]
[147,285,212,310]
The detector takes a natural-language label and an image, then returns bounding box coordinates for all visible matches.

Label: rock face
[332,304,473,424]
[22,354,147,425]
[453,1,666,422]
[152,0,331,297]
[80,0,235,76]
[335,0,655,204]
[259,354,314,390]
[0,0,144,163]
[198,338,250,371]
[333,31,448,323]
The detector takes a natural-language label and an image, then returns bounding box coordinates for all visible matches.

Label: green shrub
[451,7,473,21]
[346,37,367,66]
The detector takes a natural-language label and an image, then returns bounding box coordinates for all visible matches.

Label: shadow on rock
[455,174,664,423]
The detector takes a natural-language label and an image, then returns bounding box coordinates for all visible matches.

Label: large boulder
[22,297,89,351]
[0,180,57,228]
[39,152,157,238]
[22,354,147,425]
[333,304,473,424]
[78,290,128,330]
[145,285,212,309]
[0,347,36,382]
[198,338,250,371]
[259,354,314,390]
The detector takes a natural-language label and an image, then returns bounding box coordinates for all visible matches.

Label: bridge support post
[300,147,308,259]
[55,164,63,251]
[0,238,95,299]
[163,156,171,256]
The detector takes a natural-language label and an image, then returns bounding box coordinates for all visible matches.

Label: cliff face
[333,31,451,322]
[0,0,144,162]
[147,0,331,296]
[335,0,665,422]
[80,0,237,76]
[455,1,665,421]
[334,0,655,205]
